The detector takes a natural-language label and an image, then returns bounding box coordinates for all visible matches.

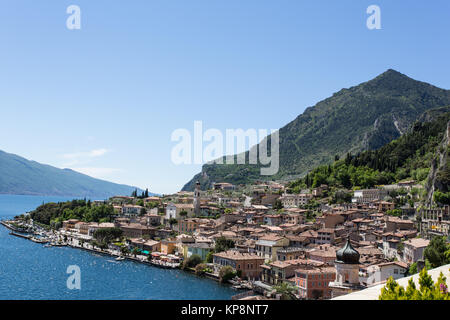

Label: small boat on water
[115,256,125,261]
[52,242,66,247]
[31,237,49,244]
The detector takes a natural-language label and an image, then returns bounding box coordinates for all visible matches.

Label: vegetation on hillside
[424,236,450,269]
[29,199,115,227]
[287,111,450,193]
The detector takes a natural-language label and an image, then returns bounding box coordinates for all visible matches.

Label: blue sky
[0,1,449,194]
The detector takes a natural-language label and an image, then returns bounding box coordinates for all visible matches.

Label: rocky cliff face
[425,120,450,204]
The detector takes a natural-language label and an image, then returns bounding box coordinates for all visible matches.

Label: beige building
[402,238,429,264]
[255,235,289,262]
[213,250,265,280]
[280,193,313,208]
[352,189,388,204]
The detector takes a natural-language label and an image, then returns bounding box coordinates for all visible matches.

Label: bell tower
[194,181,201,215]
[329,237,365,298]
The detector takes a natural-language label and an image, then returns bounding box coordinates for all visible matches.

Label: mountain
[0,150,143,198]
[287,107,450,199]
[183,69,450,191]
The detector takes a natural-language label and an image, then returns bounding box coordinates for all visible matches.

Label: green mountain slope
[0,150,142,198]
[182,69,450,191]
[287,107,450,195]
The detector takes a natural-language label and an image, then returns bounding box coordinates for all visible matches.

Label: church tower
[329,237,365,298]
[193,181,201,215]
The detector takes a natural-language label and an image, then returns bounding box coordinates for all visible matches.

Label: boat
[115,256,125,261]
[52,242,66,247]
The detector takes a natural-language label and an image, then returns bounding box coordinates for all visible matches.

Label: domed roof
[335,238,360,264]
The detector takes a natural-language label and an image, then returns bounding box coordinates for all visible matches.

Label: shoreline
[0,221,243,293]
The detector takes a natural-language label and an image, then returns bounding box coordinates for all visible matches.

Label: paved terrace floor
[332,264,450,300]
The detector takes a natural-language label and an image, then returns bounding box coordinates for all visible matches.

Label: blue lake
[0,194,236,300]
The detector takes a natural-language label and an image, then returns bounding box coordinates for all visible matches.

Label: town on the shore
[4,180,450,300]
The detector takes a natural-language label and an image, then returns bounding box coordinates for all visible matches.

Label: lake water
[0,194,237,300]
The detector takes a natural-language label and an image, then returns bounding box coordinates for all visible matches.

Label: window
[394,269,398,274]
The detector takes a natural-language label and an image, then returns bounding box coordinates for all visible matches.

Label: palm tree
[274,282,298,300]
[131,247,140,257]
[120,246,130,256]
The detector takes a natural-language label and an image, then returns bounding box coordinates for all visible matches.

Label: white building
[352,189,388,204]
[122,205,144,217]
[165,203,195,220]
[218,197,232,207]
[165,203,177,220]
[363,261,408,286]
[333,264,450,300]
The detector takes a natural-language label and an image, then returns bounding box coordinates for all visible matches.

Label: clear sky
[1,1,449,195]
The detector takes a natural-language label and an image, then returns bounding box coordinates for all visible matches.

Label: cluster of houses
[61,179,449,299]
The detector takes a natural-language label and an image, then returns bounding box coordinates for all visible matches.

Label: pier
[9,231,32,240]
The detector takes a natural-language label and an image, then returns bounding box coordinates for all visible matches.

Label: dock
[9,232,32,240]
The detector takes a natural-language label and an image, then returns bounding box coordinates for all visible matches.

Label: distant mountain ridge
[0,150,143,198]
[182,69,450,191]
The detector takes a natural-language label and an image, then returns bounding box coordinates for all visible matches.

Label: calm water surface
[0,194,236,300]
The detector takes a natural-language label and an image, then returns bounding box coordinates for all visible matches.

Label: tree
[219,266,236,283]
[273,200,283,210]
[131,247,140,257]
[408,262,418,275]
[93,227,123,245]
[120,246,130,256]
[182,254,202,269]
[397,241,405,255]
[379,268,449,300]
[195,263,210,276]
[168,218,178,227]
[274,282,298,300]
[424,236,450,268]
[434,191,450,205]
[179,210,188,217]
[206,251,214,263]
[386,209,402,217]
[214,237,235,253]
